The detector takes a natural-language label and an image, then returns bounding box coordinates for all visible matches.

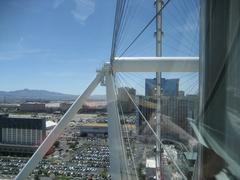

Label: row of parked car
[0,137,110,179]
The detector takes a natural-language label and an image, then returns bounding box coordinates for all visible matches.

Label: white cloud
[53,0,65,9]
[53,0,95,24]
[0,49,48,61]
[42,71,76,78]
[71,0,95,24]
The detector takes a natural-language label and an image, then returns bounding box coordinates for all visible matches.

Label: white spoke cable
[118,101,139,180]
[117,75,187,180]
[111,75,131,179]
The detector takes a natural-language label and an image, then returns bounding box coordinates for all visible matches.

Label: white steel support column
[155,0,162,179]
[15,72,103,180]
[105,69,129,180]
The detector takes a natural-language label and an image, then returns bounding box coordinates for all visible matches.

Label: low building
[59,102,72,112]
[46,120,57,130]
[0,103,19,112]
[136,95,198,142]
[146,158,156,179]
[0,114,46,155]
[178,91,185,97]
[20,102,45,112]
[117,87,136,113]
[77,123,108,137]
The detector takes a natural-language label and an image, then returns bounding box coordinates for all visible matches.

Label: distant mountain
[0,89,105,103]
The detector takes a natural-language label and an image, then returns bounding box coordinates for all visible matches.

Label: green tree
[100,168,108,179]
[54,140,60,148]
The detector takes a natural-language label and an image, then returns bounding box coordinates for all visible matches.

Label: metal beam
[155,0,163,179]
[15,72,103,180]
[106,72,129,180]
[113,57,199,72]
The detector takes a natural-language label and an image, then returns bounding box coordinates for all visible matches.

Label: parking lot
[0,137,110,179]
[0,113,138,179]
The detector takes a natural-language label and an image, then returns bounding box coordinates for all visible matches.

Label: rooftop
[80,122,108,127]
[146,158,156,168]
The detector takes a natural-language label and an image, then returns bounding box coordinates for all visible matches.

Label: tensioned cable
[110,0,121,61]
[164,3,198,38]
[163,42,194,56]
[120,73,145,89]
[111,0,128,63]
[118,101,139,180]
[111,74,131,179]
[114,0,130,51]
[163,33,196,54]
[117,72,194,139]
[116,75,187,179]
[163,4,198,36]
[114,0,200,58]
[115,2,201,57]
[163,28,198,57]
[163,26,198,53]
[175,0,197,30]
[120,39,155,57]
[120,72,198,98]
[116,0,146,55]
[163,0,200,56]
[115,0,132,52]
[185,0,200,56]
[184,78,199,95]
[181,0,198,26]
[180,73,198,86]
[119,0,172,57]
[117,0,200,55]
[117,75,187,179]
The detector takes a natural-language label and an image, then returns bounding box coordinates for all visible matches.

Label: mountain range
[0,89,106,103]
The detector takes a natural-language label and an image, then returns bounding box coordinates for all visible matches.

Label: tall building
[117,87,136,113]
[137,77,197,143]
[136,95,156,134]
[0,114,46,155]
[161,96,198,142]
[145,78,179,97]
[136,95,198,145]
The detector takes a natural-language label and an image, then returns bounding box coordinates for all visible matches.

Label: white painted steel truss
[15,57,199,180]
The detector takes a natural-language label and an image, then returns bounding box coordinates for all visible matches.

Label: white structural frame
[105,66,130,180]
[15,71,104,180]
[113,57,199,72]
[15,57,199,180]
[155,0,163,179]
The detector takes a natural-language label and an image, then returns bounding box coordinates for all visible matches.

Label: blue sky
[0,0,115,95]
[0,0,199,95]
